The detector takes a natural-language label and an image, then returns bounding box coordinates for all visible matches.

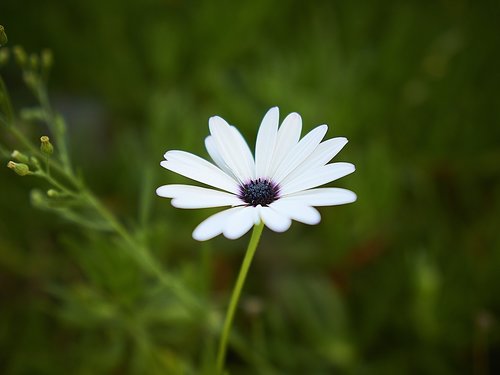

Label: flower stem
[216,221,265,374]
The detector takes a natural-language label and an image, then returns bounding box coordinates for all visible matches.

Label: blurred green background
[1,0,499,374]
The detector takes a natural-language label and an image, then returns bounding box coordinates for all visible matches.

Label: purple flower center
[239,178,280,207]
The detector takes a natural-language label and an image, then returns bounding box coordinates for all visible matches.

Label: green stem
[216,221,265,374]
[7,124,80,189]
[0,75,14,122]
[45,154,50,176]
[36,171,78,197]
[36,84,72,173]
[84,191,201,311]
[83,191,138,249]
[2,69,202,315]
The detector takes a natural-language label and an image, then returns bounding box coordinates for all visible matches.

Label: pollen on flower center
[239,178,280,207]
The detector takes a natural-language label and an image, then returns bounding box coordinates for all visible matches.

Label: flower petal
[280,137,348,187]
[255,107,279,178]
[259,206,292,232]
[156,184,242,209]
[280,162,355,195]
[209,116,254,182]
[270,200,321,225]
[205,136,233,176]
[230,125,256,176]
[192,207,243,241]
[281,187,357,206]
[269,112,302,176]
[272,124,328,183]
[161,150,239,194]
[223,206,258,239]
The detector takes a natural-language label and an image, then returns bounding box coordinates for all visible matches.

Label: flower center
[239,178,280,207]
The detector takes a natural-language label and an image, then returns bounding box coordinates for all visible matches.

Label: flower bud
[0,49,9,66]
[11,150,30,164]
[47,189,60,197]
[30,156,41,169]
[29,53,39,71]
[40,135,54,155]
[30,189,47,208]
[41,49,53,70]
[7,160,30,176]
[0,25,7,46]
[23,71,38,88]
[13,45,27,66]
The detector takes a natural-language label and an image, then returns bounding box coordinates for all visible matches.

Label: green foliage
[1,0,499,374]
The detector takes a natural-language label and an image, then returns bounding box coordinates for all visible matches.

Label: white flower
[156,107,356,241]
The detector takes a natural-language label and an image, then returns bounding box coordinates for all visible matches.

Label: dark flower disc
[239,178,280,207]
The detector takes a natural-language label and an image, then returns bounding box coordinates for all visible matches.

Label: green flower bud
[40,135,54,155]
[13,45,27,66]
[0,25,7,46]
[30,189,47,208]
[29,53,39,70]
[7,160,30,176]
[11,150,30,164]
[47,189,60,197]
[0,49,9,66]
[41,49,53,70]
[30,156,41,169]
[23,71,38,88]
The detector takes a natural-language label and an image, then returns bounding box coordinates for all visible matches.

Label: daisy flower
[156,107,356,241]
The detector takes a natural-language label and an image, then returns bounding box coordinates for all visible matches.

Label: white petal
[270,200,321,225]
[282,188,357,206]
[295,137,348,171]
[205,136,233,177]
[156,184,242,209]
[209,116,254,182]
[222,206,258,239]
[269,112,302,176]
[272,125,328,183]
[255,107,279,178]
[259,206,292,232]
[230,126,255,176]
[192,207,243,241]
[161,150,239,194]
[280,162,355,195]
[280,137,348,188]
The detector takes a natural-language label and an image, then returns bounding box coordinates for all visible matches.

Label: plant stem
[216,221,265,374]
[83,190,202,311]
[0,76,14,122]
[36,84,72,174]
[2,68,203,316]
[36,171,78,197]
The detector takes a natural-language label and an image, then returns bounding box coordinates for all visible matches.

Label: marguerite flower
[156,107,356,241]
